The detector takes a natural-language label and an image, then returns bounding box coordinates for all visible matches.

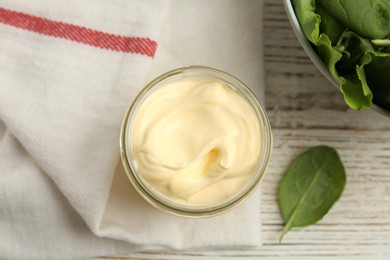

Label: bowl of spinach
[283,0,390,116]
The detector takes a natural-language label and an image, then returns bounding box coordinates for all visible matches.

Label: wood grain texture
[120,0,390,258]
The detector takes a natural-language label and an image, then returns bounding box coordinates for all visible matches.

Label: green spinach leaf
[318,0,390,39]
[336,31,374,72]
[292,0,320,44]
[316,3,345,44]
[291,0,388,110]
[333,32,374,109]
[314,34,371,110]
[338,71,372,109]
[279,146,346,242]
[364,51,390,109]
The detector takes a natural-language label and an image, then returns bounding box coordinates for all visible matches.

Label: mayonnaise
[131,78,261,206]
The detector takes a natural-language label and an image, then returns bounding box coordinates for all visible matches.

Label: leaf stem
[371,39,390,47]
[335,28,350,47]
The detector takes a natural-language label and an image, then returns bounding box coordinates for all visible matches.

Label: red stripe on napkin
[0,7,157,57]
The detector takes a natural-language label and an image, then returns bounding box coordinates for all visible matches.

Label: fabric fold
[0,0,265,258]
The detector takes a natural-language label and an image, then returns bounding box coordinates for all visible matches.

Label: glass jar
[120,66,272,217]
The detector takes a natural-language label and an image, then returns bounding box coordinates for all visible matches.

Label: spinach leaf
[333,32,374,109]
[364,51,390,109]
[314,34,371,110]
[291,0,384,110]
[336,31,374,72]
[316,3,345,44]
[338,72,372,109]
[292,0,320,44]
[279,146,346,242]
[315,34,343,86]
[318,0,390,39]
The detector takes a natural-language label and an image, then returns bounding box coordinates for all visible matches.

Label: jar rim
[120,65,273,218]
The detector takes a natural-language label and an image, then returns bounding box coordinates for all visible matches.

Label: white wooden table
[123,1,390,258]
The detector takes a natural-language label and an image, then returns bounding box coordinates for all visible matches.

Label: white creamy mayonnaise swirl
[131,79,261,206]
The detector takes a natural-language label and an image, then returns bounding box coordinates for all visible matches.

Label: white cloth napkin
[0,0,265,258]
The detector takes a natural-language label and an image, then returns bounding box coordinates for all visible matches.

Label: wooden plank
[259,0,390,258]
